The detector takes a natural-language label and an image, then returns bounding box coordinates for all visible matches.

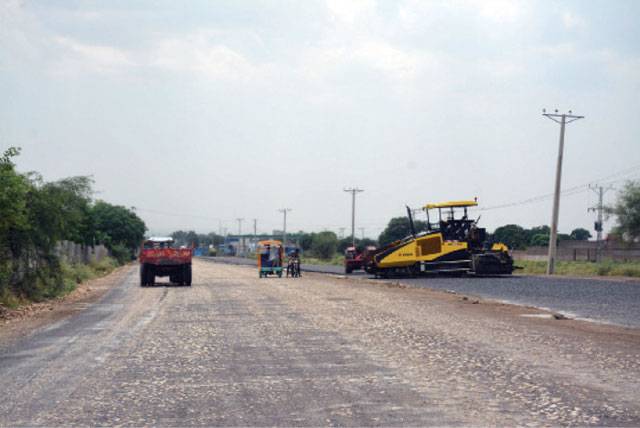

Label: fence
[55,241,109,264]
[512,241,640,262]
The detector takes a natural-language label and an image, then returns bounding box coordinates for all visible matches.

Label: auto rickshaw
[257,240,284,278]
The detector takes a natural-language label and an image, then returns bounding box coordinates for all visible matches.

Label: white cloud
[150,33,258,81]
[325,0,377,26]
[54,36,133,74]
[562,11,587,30]
[472,0,524,23]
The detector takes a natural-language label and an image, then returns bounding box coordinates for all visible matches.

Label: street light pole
[344,187,364,247]
[542,109,584,274]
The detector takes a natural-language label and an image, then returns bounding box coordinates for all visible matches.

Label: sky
[1,0,639,238]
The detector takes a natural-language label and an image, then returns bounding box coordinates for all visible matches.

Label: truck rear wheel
[140,265,147,286]
[183,264,192,286]
[141,264,154,286]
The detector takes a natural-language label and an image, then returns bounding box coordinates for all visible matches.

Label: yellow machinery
[365,200,514,277]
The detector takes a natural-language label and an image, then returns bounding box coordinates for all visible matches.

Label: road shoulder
[0,264,134,347]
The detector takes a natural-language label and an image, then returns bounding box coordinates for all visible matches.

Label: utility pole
[542,109,584,274]
[339,227,346,240]
[344,187,364,246]
[278,209,291,245]
[252,218,257,253]
[359,227,365,240]
[588,184,613,262]
[236,218,244,256]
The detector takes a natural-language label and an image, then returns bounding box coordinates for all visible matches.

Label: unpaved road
[1,260,639,426]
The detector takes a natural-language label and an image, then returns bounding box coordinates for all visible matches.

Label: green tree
[91,201,146,262]
[378,217,427,247]
[493,224,528,250]
[525,225,550,246]
[297,232,314,251]
[311,231,338,259]
[0,147,30,296]
[570,228,592,241]
[529,234,549,247]
[608,181,640,242]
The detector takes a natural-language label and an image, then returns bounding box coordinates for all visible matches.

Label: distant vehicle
[344,245,377,274]
[257,240,283,278]
[286,247,301,278]
[365,200,515,277]
[139,237,192,286]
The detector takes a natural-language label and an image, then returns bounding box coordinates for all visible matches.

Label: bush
[311,231,338,260]
[109,243,131,265]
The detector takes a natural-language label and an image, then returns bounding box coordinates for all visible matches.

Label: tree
[378,217,427,247]
[608,181,640,242]
[311,231,338,259]
[492,224,528,250]
[529,234,549,247]
[569,228,592,241]
[525,225,550,246]
[297,232,314,251]
[91,201,146,261]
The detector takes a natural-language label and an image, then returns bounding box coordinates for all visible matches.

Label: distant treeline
[0,147,146,304]
[171,180,640,261]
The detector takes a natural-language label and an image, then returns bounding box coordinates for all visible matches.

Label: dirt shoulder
[0,264,134,346]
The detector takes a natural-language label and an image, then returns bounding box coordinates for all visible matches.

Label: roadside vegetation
[516,259,640,278]
[0,147,146,307]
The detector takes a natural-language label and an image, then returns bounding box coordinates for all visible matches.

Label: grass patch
[515,259,640,278]
[1,257,119,309]
[300,254,344,266]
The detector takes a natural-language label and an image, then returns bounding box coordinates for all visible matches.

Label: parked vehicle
[139,237,192,286]
[257,240,283,278]
[344,245,377,274]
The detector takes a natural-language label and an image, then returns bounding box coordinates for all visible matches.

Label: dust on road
[1,259,639,426]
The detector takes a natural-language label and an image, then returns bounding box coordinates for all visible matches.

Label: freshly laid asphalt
[205,257,640,328]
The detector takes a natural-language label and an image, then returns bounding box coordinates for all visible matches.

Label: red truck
[344,245,377,274]
[139,237,192,286]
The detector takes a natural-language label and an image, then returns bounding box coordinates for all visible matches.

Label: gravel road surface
[208,256,640,328]
[1,260,639,426]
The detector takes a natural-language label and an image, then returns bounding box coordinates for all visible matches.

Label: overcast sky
[1,0,639,238]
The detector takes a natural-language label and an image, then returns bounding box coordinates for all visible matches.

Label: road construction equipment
[365,200,514,277]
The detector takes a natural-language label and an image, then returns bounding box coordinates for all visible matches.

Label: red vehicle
[344,245,377,274]
[139,237,192,286]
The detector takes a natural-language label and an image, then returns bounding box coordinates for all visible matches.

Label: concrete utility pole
[253,219,257,238]
[236,218,244,256]
[588,184,613,262]
[359,227,365,240]
[344,188,364,246]
[339,227,346,240]
[542,109,584,274]
[278,209,291,245]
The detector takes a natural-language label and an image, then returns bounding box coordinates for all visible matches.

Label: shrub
[311,231,338,260]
